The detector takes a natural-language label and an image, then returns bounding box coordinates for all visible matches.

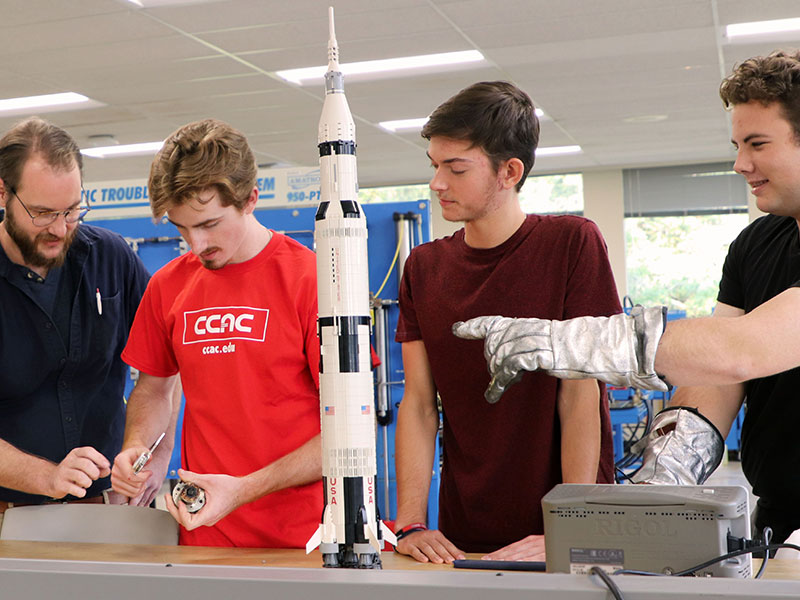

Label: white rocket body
[306,7,395,569]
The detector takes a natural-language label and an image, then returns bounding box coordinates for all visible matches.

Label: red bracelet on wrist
[395,522,428,540]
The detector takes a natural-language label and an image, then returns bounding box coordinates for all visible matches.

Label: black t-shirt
[717,214,800,505]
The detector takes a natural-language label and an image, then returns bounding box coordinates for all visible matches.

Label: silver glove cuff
[629,306,669,391]
[631,407,724,485]
[548,306,669,392]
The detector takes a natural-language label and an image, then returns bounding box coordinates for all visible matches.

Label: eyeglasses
[8,187,90,227]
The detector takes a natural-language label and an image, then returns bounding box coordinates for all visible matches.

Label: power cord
[615,529,798,578]
[754,528,773,579]
[589,566,625,599]
[587,527,787,598]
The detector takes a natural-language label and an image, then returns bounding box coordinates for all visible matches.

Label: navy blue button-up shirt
[0,223,149,503]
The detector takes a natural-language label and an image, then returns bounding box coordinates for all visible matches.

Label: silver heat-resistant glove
[452,306,669,404]
[630,407,724,485]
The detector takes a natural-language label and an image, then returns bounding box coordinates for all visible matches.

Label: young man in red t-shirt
[111,119,322,547]
[393,82,621,563]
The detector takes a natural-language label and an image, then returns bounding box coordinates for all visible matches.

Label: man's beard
[4,202,77,270]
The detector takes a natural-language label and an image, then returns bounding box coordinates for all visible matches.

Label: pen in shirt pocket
[96,288,103,316]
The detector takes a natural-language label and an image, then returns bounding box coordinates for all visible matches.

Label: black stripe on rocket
[319,316,371,373]
[315,200,361,220]
[315,139,360,220]
[319,140,356,156]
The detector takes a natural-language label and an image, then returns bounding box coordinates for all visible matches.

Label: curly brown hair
[719,49,800,140]
[149,119,256,219]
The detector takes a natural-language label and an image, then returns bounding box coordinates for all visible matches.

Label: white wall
[582,169,627,300]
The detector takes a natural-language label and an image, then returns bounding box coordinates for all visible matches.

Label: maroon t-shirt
[396,214,621,553]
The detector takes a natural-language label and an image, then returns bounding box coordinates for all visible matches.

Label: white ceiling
[2,0,799,188]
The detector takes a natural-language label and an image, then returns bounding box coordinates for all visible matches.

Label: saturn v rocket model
[305,7,396,569]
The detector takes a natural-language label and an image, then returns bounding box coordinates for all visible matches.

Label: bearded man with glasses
[0,117,152,529]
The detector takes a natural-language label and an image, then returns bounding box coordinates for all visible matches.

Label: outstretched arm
[656,288,800,385]
[453,287,800,402]
[660,300,747,439]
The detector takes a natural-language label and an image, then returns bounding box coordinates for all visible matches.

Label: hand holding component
[132,432,165,474]
[111,435,168,504]
[165,469,246,531]
[452,306,669,404]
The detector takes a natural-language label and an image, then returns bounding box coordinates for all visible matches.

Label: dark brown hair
[422,81,540,191]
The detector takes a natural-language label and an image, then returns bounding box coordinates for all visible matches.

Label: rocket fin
[306,524,322,554]
[380,520,398,547]
[365,522,381,552]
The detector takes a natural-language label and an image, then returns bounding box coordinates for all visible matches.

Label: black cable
[754,527,772,580]
[614,540,800,577]
[614,465,637,483]
[613,395,651,481]
[589,566,626,600]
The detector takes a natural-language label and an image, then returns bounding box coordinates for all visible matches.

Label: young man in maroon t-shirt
[393,81,621,563]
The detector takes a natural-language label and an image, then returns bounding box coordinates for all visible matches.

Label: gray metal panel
[543,484,751,578]
[0,504,178,545]
[0,558,797,600]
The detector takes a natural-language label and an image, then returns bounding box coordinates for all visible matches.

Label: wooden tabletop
[0,540,452,571]
[1,540,798,580]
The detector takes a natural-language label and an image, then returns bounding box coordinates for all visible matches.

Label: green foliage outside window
[520,173,583,214]
[625,214,749,317]
[358,184,430,204]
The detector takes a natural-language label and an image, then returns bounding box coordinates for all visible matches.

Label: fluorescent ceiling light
[537,145,582,157]
[81,141,164,158]
[379,109,545,133]
[0,92,101,117]
[684,170,737,178]
[276,50,485,86]
[726,17,800,40]
[379,118,429,132]
[125,0,218,6]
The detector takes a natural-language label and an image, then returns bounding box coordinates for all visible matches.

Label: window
[519,173,583,214]
[623,163,749,317]
[625,214,749,317]
[358,183,430,204]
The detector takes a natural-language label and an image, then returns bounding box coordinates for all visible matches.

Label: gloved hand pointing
[453,307,669,404]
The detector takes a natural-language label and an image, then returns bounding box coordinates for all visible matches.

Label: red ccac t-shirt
[122,233,322,547]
